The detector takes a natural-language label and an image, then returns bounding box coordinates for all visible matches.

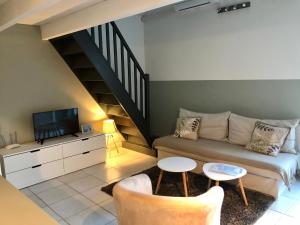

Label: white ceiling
[0,0,184,39]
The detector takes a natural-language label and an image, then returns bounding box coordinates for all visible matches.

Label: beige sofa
[154,136,300,199]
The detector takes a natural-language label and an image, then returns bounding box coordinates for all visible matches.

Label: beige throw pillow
[228,113,258,146]
[179,108,231,141]
[174,118,201,140]
[246,121,290,157]
[262,119,299,154]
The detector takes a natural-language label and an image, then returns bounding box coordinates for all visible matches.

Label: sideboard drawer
[6,159,64,189]
[64,148,106,174]
[4,145,63,174]
[63,135,105,157]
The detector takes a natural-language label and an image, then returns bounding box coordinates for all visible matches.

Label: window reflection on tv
[33,108,79,143]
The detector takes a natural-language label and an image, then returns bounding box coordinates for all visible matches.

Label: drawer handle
[32,164,42,168]
[30,149,40,153]
[82,138,89,141]
[82,151,90,155]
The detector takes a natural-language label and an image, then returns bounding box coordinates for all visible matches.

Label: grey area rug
[101,166,274,225]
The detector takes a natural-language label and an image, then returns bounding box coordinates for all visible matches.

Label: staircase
[50,22,153,155]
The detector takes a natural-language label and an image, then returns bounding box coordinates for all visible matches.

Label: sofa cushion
[179,108,231,141]
[228,113,258,146]
[174,118,201,140]
[263,119,299,154]
[246,122,290,157]
[153,136,300,187]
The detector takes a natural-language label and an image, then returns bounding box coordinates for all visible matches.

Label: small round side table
[203,162,248,206]
[155,157,197,197]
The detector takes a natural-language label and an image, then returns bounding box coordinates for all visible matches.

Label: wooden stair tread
[60,39,83,56]
[85,81,111,94]
[112,116,133,127]
[75,69,103,82]
[119,126,140,136]
[127,135,148,147]
[97,94,119,105]
[122,142,154,156]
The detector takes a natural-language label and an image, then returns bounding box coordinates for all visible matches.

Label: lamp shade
[103,119,117,134]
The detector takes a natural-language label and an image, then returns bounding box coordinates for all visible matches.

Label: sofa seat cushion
[153,136,300,187]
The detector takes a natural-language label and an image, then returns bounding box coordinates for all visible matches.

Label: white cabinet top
[0,132,105,157]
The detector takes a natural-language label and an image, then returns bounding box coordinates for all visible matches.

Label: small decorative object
[81,124,92,134]
[217,1,251,14]
[103,119,119,157]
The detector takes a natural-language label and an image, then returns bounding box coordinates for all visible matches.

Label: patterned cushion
[174,118,201,140]
[246,121,290,157]
[179,108,231,141]
[263,119,299,154]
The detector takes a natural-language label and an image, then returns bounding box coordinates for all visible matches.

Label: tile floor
[21,148,300,225]
[21,148,156,225]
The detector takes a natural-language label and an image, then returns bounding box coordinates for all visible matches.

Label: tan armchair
[113,174,224,225]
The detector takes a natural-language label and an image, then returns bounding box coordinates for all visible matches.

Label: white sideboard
[0,132,106,189]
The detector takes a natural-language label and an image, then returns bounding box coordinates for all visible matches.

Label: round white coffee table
[155,157,197,197]
[203,162,248,206]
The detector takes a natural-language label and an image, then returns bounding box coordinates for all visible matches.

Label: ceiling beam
[0,0,62,32]
[19,0,104,25]
[41,0,183,40]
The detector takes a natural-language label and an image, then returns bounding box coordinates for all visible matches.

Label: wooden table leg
[215,180,219,186]
[182,172,188,197]
[238,178,249,206]
[185,172,189,190]
[155,170,164,194]
[207,179,212,190]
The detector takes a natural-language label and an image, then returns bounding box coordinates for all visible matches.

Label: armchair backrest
[113,174,224,225]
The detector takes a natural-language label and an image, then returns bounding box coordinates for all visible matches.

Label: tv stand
[0,132,106,189]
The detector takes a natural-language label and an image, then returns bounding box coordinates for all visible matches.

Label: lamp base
[106,134,120,157]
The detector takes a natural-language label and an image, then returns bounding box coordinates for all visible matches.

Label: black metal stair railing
[86,22,149,127]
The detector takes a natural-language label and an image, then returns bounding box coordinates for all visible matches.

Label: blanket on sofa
[153,136,300,187]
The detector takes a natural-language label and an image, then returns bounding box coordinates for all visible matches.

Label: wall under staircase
[50,22,154,156]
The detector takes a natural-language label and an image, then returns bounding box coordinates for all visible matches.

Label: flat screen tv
[33,108,79,144]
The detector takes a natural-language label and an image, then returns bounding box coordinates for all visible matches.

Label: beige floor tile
[270,196,297,214]
[43,206,63,222]
[29,179,63,194]
[106,219,118,225]
[284,200,300,218]
[57,171,89,184]
[37,184,77,205]
[99,199,116,216]
[276,214,299,225]
[68,175,105,192]
[58,220,69,225]
[254,209,283,225]
[83,163,113,175]
[50,194,95,219]
[92,167,127,183]
[20,187,34,197]
[65,205,115,225]
[81,186,112,204]
[27,194,47,208]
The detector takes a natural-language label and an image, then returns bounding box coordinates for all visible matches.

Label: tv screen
[33,108,79,143]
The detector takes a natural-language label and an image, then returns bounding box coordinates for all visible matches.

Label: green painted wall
[150,80,300,137]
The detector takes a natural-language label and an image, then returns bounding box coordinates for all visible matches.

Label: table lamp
[103,119,119,156]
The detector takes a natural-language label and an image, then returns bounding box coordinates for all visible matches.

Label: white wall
[0,25,106,145]
[144,0,300,81]
[116,14,146,70]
